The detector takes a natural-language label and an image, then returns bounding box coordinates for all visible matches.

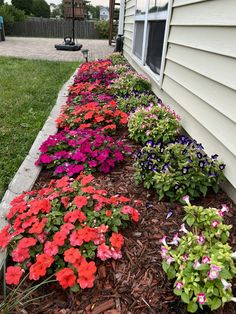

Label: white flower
[221,279,232,291]
[169,233,180,246]
[231,297,236,302]
[231,252,236,259]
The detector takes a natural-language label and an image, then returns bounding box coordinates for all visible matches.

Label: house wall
[123,0,236,203]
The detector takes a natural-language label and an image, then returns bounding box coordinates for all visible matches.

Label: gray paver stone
[9,155,41,194]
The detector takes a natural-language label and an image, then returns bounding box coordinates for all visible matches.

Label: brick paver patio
[0,37,114,61]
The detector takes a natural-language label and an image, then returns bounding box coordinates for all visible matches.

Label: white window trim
[131,0,173,88]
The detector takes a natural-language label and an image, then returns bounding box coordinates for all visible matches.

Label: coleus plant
[36,128,132,176]
[56,100,128,132]
[0,174,140,291]
[160,197,236,313]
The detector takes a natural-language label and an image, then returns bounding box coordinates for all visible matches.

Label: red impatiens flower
[53,231,67,246]
[28,218,47,234]
[12,247,30,263]
[80,174,94,186]
[110,233,124,250]
[73,195,88,209]
[64,209,87,223]
[56,268,76,289]
[77,260,97,289]
[29,254,54,281]
[97,243,112,261]
[64,248,85,267]
[0,225,11,249]
[18,237,37,249]
[6,266,23,285]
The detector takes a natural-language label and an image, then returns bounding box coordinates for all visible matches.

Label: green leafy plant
[110,71,152,97]
[107,53,128,66]
[117,92,159,114]
[0,3,26,34]
[95,20,109,39]
[134,136,225,202]
[128,103,181,144]
[160,199,236,313]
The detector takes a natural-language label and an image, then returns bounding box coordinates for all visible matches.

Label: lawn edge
[0,68,78,269]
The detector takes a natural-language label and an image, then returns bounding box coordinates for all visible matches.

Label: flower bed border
[0,69,78,269]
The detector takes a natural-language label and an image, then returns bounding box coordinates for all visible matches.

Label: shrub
[117,92,159,114]
[36,128,132,176]
[128,103,181,144]
[95,20,109,39]
[160,199,236,313]
[134,136,225,202]
[0,4,26,34]
[110,71,152,97]
[0,174,140,291]
[56,100,128,132]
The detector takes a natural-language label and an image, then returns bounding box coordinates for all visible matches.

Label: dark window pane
[133,22,144,59]
[146,20,166,74]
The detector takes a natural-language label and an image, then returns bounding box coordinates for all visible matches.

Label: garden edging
[0,69,78,269]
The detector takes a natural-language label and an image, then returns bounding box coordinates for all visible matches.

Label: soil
[4,135,235,314]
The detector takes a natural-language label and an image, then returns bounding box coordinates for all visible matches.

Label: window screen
[133,22,144,60]
[146,20,166,74]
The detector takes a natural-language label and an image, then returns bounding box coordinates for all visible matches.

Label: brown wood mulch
[1,135,236,314]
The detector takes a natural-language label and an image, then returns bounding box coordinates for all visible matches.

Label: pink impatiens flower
[197,293,206,305]
[193,259,201,269]
[97,243,112,261]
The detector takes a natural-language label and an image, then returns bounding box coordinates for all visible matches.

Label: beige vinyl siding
[123,0,236,202]
[123,0,135,55]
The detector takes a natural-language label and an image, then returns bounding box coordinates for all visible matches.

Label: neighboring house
[64,0,86,19]
[100,7,109,20]
[119,0,236,203]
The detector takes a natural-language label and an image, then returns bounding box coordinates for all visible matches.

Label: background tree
[32,0,50,18]
[12,0,33,15]
[0,3,25,34]
[50,3,63,19]
[86,4,100,20]
[0,0,4,6]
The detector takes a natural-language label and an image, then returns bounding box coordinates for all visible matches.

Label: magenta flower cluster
[36,128,132,176]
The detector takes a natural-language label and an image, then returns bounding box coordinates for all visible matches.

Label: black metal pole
[72,0,75,42]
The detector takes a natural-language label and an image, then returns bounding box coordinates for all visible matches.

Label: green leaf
[211,297,221,310]
[186,216,195,227]
[181,292,190,304]
[174,288,182,296]
[167,265,176,280]
[162,260,169,273]
[187,302,198,313]
[70,283,80,293]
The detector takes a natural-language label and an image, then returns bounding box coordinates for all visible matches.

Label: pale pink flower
[193,259,201,269]
[202,256,211,264]
[169,233,180,246]
[197,235,205,245]
[175,282,184,290]
[166,255,174,265]
[179,223,189,234]
[160,236,167,246]
[44,241,58,256]
[211,220,219,228]
[208,265,221,280]
[182,195,190,205]
[160,246,168,259]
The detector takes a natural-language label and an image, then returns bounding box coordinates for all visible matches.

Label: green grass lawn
[0,57,79,200]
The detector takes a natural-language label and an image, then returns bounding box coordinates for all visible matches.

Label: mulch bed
[13,135,236,314]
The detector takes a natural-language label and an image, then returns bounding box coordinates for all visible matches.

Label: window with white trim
[133,0,169,78]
